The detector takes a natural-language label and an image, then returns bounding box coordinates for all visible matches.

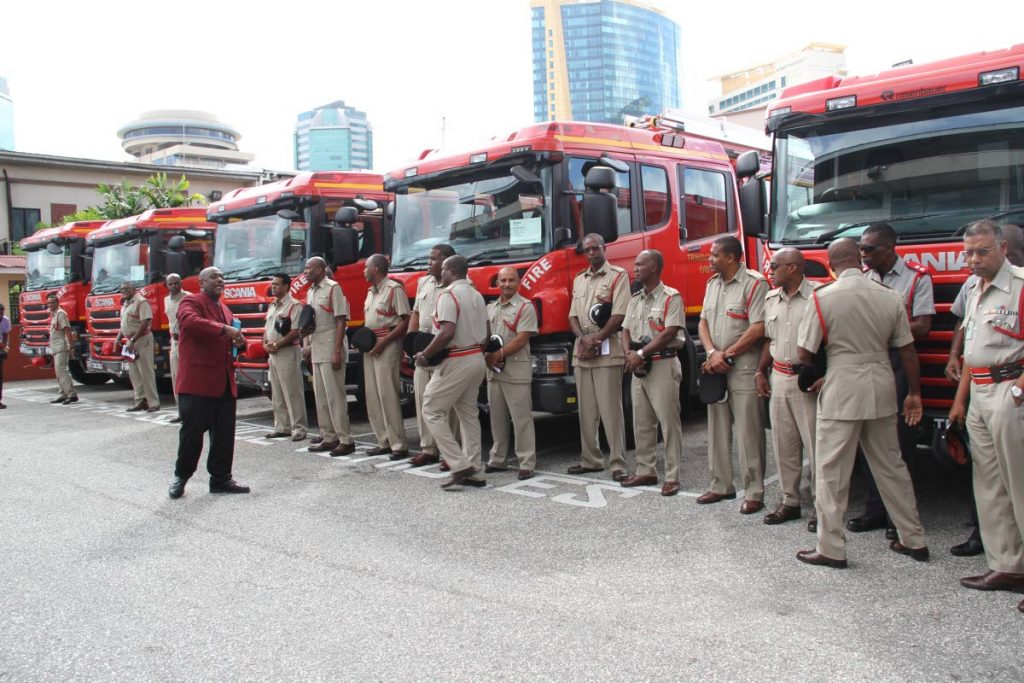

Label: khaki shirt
[486,292,538,384]
[951,274,980,320]
[306,277,349,363]
[962,260,1024,369]
[569,262,630,368]
[624,282,685,350]
[434,279,487,350]
[765,277,817,365]
[797,269,913,420]
[700,264,767,372]
[120,293,153,338]
[865,256,935,318]
[164,291,187,336]
[264,294,302,346]
[50,309,71,353]
[413,274,444,333]
[364,278,411,334]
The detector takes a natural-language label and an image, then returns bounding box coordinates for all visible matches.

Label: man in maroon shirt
[168,267,249,499]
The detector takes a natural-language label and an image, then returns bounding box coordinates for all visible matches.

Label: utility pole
[441,116,446,148]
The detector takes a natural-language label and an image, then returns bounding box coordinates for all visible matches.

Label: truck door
[678,164,736,319]
[566,154,640,275]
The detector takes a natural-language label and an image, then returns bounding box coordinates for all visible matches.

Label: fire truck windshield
[91,241,143,293]
[215,215,308,281]
[25,247,71,290]
[771,103,1024,245]
[391,165,552,268]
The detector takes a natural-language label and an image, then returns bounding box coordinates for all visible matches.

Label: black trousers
[175,390,236,482]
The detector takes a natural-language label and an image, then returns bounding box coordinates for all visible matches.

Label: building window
[11,207,42,243]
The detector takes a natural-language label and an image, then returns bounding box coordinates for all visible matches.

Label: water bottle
[232,318,243,358]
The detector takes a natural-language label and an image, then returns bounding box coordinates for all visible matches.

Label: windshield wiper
[466,247,514,265]
[393,255,431,270]
[813,213,948,244]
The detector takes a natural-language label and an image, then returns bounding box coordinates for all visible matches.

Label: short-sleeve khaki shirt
[963,260,1024,370]
[120,293,153,338]
[765,277,817,365]
[486,292,538,384]
[164,291,187,336]
[434,279,487,350]
[569,262,630,368]
[364,278,411,333]
[306,277,349,363]
[865,256,935,319]
[700,264,767,371]
[264,294,302,345]
[413,274,443,334]
[50,309,71,353]
[624,282,685,350]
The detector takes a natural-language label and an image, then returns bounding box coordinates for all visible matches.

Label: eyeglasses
[961,247,996,259]
[768,262,794,271]
[857,242,892,254]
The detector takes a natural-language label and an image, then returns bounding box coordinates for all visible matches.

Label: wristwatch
[637,348,645,359]
[1012,385,1023,400]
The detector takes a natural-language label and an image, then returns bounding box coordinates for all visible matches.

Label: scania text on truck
[18,220,110,384]
[749,43,1024,458]
[84,208,215,380]
[384,120,766,419]
[207,171,392,395]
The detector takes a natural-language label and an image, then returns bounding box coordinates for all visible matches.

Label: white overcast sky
[1,0,1021,174]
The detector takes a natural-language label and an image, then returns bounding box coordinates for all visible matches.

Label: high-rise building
[531,0,681,124]
[0,76,14,150]
[708,43,847,116]
[117,110,254,169]
[293,101,373,172]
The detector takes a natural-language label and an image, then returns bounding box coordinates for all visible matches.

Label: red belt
[448,346,482,358]
[773,360,797,376]
[969,359,1024,385]
[371,327,391,338]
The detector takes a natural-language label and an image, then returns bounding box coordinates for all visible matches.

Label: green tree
[140,172,207,209]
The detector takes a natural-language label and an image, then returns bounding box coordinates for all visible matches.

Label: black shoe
[845,514,887,533]
[169,416,182,424]
[485,464,509,473]
[0,402,6,409]
[168,478,187,499]
[51,396,68,404]
[463,477,487,488]
[127,402,148,412]
[884,526,898,541]
[209,479,250,494]
[951,528,984,557]
[62,396,79,405]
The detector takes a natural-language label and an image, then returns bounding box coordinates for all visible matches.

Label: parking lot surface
[1,378,1021,681]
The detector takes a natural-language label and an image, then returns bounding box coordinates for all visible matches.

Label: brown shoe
[740,499,765,515]
[409,452,440,467]
[1018,597,1024,614]
[388,450,410,461]
[611,469,628,483]
[661,481,680,497]
[621,474,658,488]
[310,435,324,445]
[462,477,486,488]
[796,549,848,569]
[518,469,535,481]
[439,460,450,472]
[366,446,392,456]
[696,491,737,505]
[890,541,929,562]
[127,402,147,412]
[960,570,1024,593]
[330,443,357,457]
[308,440,340,453]
[764,504,801,525]
[441,466,477,489]
[146,406,161,413]
[485,464,509,473]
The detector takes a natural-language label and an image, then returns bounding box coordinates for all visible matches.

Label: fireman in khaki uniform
[47,293,78,404]
[484,267,539,480]
[164,273,187,423]
[408,244,457,467]
[304,256,355,456]
[697,235,768,513]
[796,237,927,568]
[416,255,488,488]
[263,273,307,442]
[568,233,631,479]
[362,254,411,459]
[948,220,1024,613]
[755,248,819,528]
[620,250,686,497]
[117,282,160,412]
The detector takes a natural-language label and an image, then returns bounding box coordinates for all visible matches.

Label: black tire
[69,358,111,386]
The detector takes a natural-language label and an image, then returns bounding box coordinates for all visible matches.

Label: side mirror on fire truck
[167,235,186,251]
[352,198,379,212]
[334,206,359,226]
[735,150,760,179]
[581,166,619,244]
[739,177,767,239]
[46,242,63,255]
[331,227,360,268]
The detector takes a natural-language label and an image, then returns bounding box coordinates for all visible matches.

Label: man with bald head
[361,253,410,459]
[168,266,249,499]
[304,256,355,457]
[795,238,927,568]
[117,280,160,412]
[164,273,187,423]
[756,247,820,528]
[484,266,539,479]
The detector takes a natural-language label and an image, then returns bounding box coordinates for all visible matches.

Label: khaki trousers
[414,364,458,454]
[312,359,352,444]
[574,365,627,471]
[269,345,307,437]
[967,381,1024,573]
[364,342,406,451]
[423,354,486,472]
[169,338,179,403]
[53,349,76,398]
[769,372,817,507]
[128,335,159,408]
[631,357,683,481]
[487,379,536,470]
[707,370,766,499]
[814,414,926,560]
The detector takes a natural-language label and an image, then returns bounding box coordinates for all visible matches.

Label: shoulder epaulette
[1008,264,1024,279]
[765,286,782,299]
[905,260,929,275]
[747,269,767,282]
[574,268,590,279]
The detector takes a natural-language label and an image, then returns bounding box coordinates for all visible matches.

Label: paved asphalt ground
[1,377,1022,681]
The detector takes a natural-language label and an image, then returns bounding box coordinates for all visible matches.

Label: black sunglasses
[858,242,893,254]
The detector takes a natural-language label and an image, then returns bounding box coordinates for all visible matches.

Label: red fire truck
[206,171,391,394]
[18,220,110,384]
[83,208,215,380]
[384,120,766,417]
[754,44,1024,454]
